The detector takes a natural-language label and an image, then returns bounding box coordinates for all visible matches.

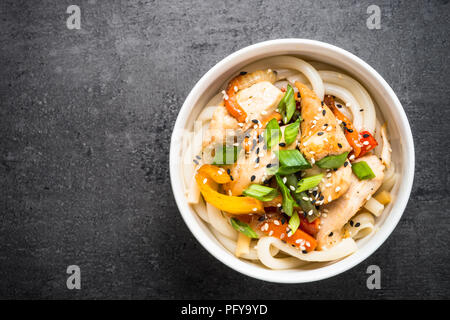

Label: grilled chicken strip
[316,155,385,249]
[318,163,353,205]
[295,82,351,162]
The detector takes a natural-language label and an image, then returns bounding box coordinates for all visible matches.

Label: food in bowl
[181,55,398,270]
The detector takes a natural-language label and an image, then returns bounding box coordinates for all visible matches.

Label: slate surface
[0,0,449,299]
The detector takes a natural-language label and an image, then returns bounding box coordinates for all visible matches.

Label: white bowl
[170,39,414,283]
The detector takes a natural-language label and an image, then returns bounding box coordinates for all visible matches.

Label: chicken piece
[202,105,239,147]
[295,82,351,162]
[318,163,352,205]
[236,81,284,129]
[223,130,276,196]
[316,155,385,249]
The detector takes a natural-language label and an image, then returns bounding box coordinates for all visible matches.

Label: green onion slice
[316,152,349,169]
[288,211,300,234]
[230,218,259,238]
[294,191,320,223]
[243,184,279,201]
[296,174,324,193]
[352,161,376,180]
[284,118,301,145]
[275,175,296,217]
[278,84,296,124]
[264,118,281,150]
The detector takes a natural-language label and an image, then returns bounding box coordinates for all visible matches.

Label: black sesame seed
[338,143,342,148]
[251,175,256,182]
[279,142,286,147]
[281,218,286,225]
[324,123,328,126]
[196,155,201,160]
[350,220,354,227]
[255,157,260,163]
[337,104,342,108]
[258,216,265,222]
[355,222,361,227]
[239,71,247,75]
[319,195,324,201]
[297,92,301,98]
[193,159,199,164]
[256,147,260,154]
[347,128,354,133]
[312,190,318,197]
[329,232,334,237]
[315,205,320,210]
[292,244,296,248]
[344,161,349,167]
[333,168,338,171]
[360,109,364,112]
[321,101,324,106]
[342,121,347,126]
[266,163,272,168]
[322,109,326,116]
[252,119,258,124]
[302,250,308,254]
[363,133,370,138]
[317,132,324,136]
[227,169,231,174]
[230,175,234,181]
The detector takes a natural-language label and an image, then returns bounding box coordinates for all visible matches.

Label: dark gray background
[0,0,449,299]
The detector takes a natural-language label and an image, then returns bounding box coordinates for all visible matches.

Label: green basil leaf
[316,152,349,169]
[230,218,259,238]
[243,184,279,201]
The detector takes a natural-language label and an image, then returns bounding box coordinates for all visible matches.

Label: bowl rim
[169,39,415,283]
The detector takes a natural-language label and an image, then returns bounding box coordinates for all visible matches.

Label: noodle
[183,55,395,271]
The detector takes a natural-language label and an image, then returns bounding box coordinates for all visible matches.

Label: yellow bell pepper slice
[195,165,265,215]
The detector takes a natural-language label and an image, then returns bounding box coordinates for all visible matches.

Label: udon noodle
[181,56,395,270]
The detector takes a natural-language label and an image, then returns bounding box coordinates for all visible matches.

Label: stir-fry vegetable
[243,184,279,202]
[358,130,378,157]
[278,84,296,124]
[288,211,300,233]
[283,118,301,145]
[195,165,265,214]
[273,149,311,175]
[275,174,296,217]
[258,214,317,252]
[324,95,362,157]
[296,174,324,193]
[299,215,321,236]
[264,118,282,149]
[352,161,376,180]
[316,152,349,169]
[295,191,320,222]
[230,218,259,238]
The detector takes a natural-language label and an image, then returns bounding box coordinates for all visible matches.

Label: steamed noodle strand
[182,56,395,270]
[319,71,376,133]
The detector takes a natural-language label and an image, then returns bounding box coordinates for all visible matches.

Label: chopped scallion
[352,161,376,180]
[230,218,259,238]
[243,184,279,201]
[316,152,349,169]
[284,118,301,145]
[296,174,324,193]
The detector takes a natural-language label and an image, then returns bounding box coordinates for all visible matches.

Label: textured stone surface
[0,0,449,299]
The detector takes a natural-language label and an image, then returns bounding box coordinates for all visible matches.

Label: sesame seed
[193,159,199,164]
[335,186,341,192]
[328,232,333,237]
[279,142,286,147]
[251,175,256,182]
[363,141,370,145]
[355,222,361,227]
[268,230,273,236]
[203,178,208,184]
[338,143,342,148]
[252,208,257,212]
[252,119,258,124]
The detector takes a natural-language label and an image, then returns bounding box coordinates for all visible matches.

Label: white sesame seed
[363,141,370,145]
[261,110,267,115]
[308,210,313,215]
[268,230,273,236]
[289,185,296,191]
[335,186,341,192]
[328,195,332,202]
[203,178,208,184]
[274,220,280,225]
[280,233,285,239]
[252,208,257,212]
[282,177,287,184]
[325,183,332,187]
